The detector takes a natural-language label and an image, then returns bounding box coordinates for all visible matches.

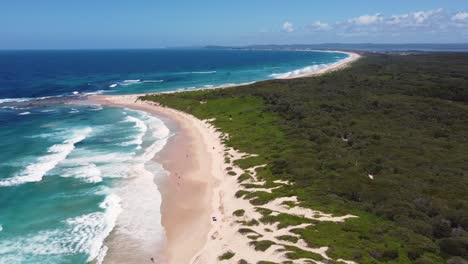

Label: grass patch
[218,251,235,260]
[238,228,259,235]
[233,209,245,217]
[235,190,250,199]
[238,173,253,183]
[276,235,299,243]
[250,240,276,251]
[260,213,315,229]
[283,245,323,261]
[239,218,260,226]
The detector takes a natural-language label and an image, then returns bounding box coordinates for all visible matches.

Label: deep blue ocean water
[0,49,347,263]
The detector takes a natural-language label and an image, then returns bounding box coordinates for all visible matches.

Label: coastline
[281,50,361,79]
[86,50,361,263]
[89,95,224,264]
[95,50,361,99]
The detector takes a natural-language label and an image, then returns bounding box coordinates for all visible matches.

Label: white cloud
[309,21,332,31]
[349,14,383,25]
[282,21,295,33]
[452,11,468,22]
[281,8,468,41]
[412,8,444,24]
[384,9,445,28]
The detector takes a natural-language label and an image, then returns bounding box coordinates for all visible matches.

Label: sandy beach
[281,51,361,79]
[90,94,225,264]
[87,51,361,264]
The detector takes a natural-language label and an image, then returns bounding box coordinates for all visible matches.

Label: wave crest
[0,128,92,187]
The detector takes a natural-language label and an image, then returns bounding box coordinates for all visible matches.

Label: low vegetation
[233,209,246,217]
[142,52,468,263]
[218,251,236,260]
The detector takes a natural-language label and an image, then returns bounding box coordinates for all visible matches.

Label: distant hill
[205,43,468,52]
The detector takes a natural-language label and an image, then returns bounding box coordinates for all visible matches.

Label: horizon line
[1,42,468,51]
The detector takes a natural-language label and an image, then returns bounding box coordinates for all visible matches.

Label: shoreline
[90,50,361,99]
[89,95,224,264]
[0,50,360,109]
[85,50,361,263]
[282,50,360,79]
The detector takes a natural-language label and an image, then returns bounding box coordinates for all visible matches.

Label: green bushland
[260,213,315,229]
[238,173,253,183]
[219,251,236,260]
[255,207,273,216]
[141,53,468,263]
[283,245,324,261]
[276,235,299,243]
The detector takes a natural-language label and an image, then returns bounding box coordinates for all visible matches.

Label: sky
[1,0,468,49]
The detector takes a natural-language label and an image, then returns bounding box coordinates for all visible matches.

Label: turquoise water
[0,106,169,263]
[0,49,347,263]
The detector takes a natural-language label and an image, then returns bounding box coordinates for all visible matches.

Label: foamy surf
[0,193,122,264]
[0,98,32,104]
[119,115,148,149]
[270,63,330,79]
[109,79,164,88]
[0,127,92,187]
[102,110,170,263]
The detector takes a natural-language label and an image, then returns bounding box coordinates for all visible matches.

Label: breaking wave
[0,128,92,187]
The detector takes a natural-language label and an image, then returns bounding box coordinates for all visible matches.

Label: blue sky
[1,0,468,49]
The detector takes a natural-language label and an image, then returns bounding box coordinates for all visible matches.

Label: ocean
[0,49,347,263]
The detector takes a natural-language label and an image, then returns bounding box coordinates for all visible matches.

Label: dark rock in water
[0,95,87,109]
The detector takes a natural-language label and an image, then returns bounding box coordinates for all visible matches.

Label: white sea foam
[110,79,163,88]
[72,91,79,95]
[0,128,92,187]
[119,115,148,149]
[0,94,71,105]
[0,193,122,264]
[82,90,106,96]
[270,63,330,79]
[69,108,80,114]
[0,225,3,232]
[68,194,122,262]
[122,79,141,84]
[18,111,31,115]
[96,246,108,264]
[40,109,56,113]
[0,97,32,104]
[89,105,103,111]
[104,111,170,261]
[63,152,134,166]
[60,163,103,183]
[1,106,19,109]
[190,70,216,74]
[142,80,164,83]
